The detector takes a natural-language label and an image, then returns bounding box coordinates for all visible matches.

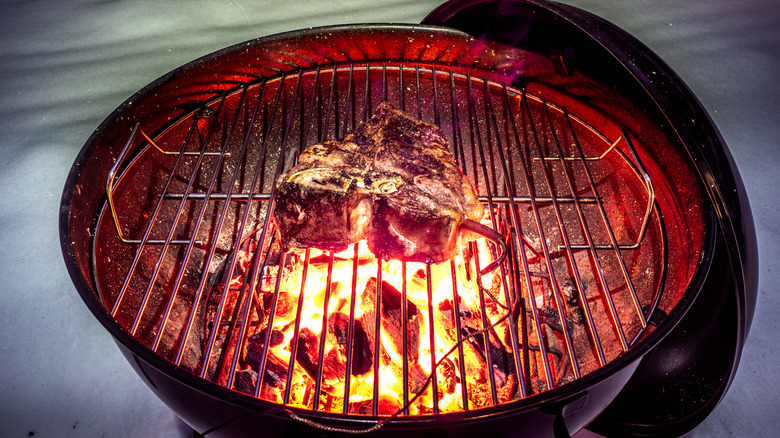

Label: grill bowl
[60,1,756,436]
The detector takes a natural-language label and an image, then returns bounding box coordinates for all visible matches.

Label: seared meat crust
[274,102,483,263]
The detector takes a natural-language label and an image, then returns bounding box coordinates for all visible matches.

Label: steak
[273,102,484,264]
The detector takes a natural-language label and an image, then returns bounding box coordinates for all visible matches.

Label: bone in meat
[273,102,483,264]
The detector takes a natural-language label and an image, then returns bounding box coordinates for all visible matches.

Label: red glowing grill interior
[88,27,705,421]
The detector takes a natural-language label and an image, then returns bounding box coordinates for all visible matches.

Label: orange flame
[236,227,512,416]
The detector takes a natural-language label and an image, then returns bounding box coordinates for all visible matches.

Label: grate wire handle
[538,130,655,251]
[105,123,229,245]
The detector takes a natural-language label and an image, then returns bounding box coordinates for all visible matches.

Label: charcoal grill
[60,1,757,437]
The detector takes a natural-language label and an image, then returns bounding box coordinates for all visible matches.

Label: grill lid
[423,0,757,436]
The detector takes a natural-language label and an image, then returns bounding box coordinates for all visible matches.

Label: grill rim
[59,16,729,436]
[95,63,672,392]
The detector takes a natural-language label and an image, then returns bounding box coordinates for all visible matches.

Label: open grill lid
[422,1,758,435]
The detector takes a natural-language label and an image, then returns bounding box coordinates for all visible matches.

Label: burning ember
[201,220,535,416]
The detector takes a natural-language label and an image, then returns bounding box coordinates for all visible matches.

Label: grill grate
[94,62,665,417]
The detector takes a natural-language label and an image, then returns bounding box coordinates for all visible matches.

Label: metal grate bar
[523,91,581,378]
[564,118,651,330]
[107,121,195,312]
[174,81,267,366]
[495,84,537,396]
[538,97,611,362]
[372,261,383,415]
[106,129,228,246]
[465,76,515,398]
[472,243,500,405]
[312,250,336,410]
[449,259,472,407]
[483,85,532,397]
[517,92,574,388]
[284,247,311,405]
[152,86,249,352]
[196,76,278,379]
[424,264,441,413]
[114,94,229,322]
[242,234,281,393]
[196,77,271,378]
[342,244,361,413]
[241,71,307,394]
[401,262,411,415]
[162,192,599,205]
